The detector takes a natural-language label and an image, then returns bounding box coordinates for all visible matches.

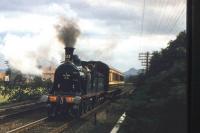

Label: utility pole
[139,52,152,73]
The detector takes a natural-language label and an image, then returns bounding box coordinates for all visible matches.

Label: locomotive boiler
[47,47,124,118]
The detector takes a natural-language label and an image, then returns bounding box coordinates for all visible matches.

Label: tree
[148,31,186,77]
[121,31,187,133]
[31,76,43,89]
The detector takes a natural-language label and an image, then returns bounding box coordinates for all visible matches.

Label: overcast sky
[0,0,186,74]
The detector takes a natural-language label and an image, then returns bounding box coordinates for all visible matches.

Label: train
[47,47,124,118]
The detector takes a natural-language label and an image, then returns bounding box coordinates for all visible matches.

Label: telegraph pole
[139,52,152,73]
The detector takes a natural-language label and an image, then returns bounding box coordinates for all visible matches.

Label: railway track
[0,108,47,133]
[0,95,48,121]
[6,101,110,133]
[3,84,134,133]
[0,101,42,113]
[0,102,46,120]
[0,96,45,112]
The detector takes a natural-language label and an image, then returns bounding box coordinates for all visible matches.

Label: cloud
[0,0,186,36]
[0,0,64,12]
[68,0,186,35]
[0,14,57,33]
[74,33,175,71]
[0,0,186,72]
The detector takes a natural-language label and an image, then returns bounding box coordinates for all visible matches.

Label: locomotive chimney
[65,47,75,62]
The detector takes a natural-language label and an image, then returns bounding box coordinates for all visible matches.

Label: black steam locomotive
[47,47,124,118]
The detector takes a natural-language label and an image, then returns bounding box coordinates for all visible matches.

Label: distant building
[42,66,56,81]
[24,75,34,83]
[0,72,5,81]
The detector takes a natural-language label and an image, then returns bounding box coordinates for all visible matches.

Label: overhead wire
[138,0,186,63]
[155,0,173,33]
[168,7,186,34]
[153,0,168,34]
[164,0,182,32]
[164,0,185,34]
[173,10,186,34]
[151,0,186,35]
[140,0,146,38]
[143,0,167,47]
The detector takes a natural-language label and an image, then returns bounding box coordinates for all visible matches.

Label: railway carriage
[47,47,124,118]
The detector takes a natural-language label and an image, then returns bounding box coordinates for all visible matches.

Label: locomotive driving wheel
[74,103,82,119]
[82,100,87,113]
[47,105,57,120]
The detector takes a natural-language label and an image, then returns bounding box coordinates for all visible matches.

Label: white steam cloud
[0,26,64,75]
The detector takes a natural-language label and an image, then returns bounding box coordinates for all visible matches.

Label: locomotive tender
[47,47,124,118]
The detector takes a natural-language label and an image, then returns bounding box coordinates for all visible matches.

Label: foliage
[0,69,52,102]
[7,87,47,102]
[148,31,186,76]
[125,75,138,83]
[120,31,187,133]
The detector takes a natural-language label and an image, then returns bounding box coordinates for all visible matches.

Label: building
[0,72,5,81]
[42,66,56,81]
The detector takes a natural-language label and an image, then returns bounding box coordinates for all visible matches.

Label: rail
[6,117,48,133]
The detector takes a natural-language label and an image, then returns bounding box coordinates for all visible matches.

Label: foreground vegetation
[120,31,187,133]
[0,76,51,104]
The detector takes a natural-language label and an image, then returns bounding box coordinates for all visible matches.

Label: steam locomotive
[47,47,124,118]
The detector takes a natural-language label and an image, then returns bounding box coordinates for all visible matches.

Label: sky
[0,0,186,74]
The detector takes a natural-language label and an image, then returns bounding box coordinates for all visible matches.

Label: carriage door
[96,73,105,93]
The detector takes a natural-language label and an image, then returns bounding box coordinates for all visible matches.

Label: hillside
[124,67,138,77]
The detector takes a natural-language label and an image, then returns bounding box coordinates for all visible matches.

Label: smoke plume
[55,17,80,47]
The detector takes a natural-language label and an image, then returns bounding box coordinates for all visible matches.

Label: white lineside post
[110,112,126,133]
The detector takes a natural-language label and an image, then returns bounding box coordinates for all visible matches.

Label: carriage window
[113,73,117,81]
[112,73,115,81]
[96,72,105,90]
[93,77,98,91]
[109,73,112,82]
[87,77,91,90]
[98,77,104,90]
[91,72,105,92]
[120,76,123,81]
